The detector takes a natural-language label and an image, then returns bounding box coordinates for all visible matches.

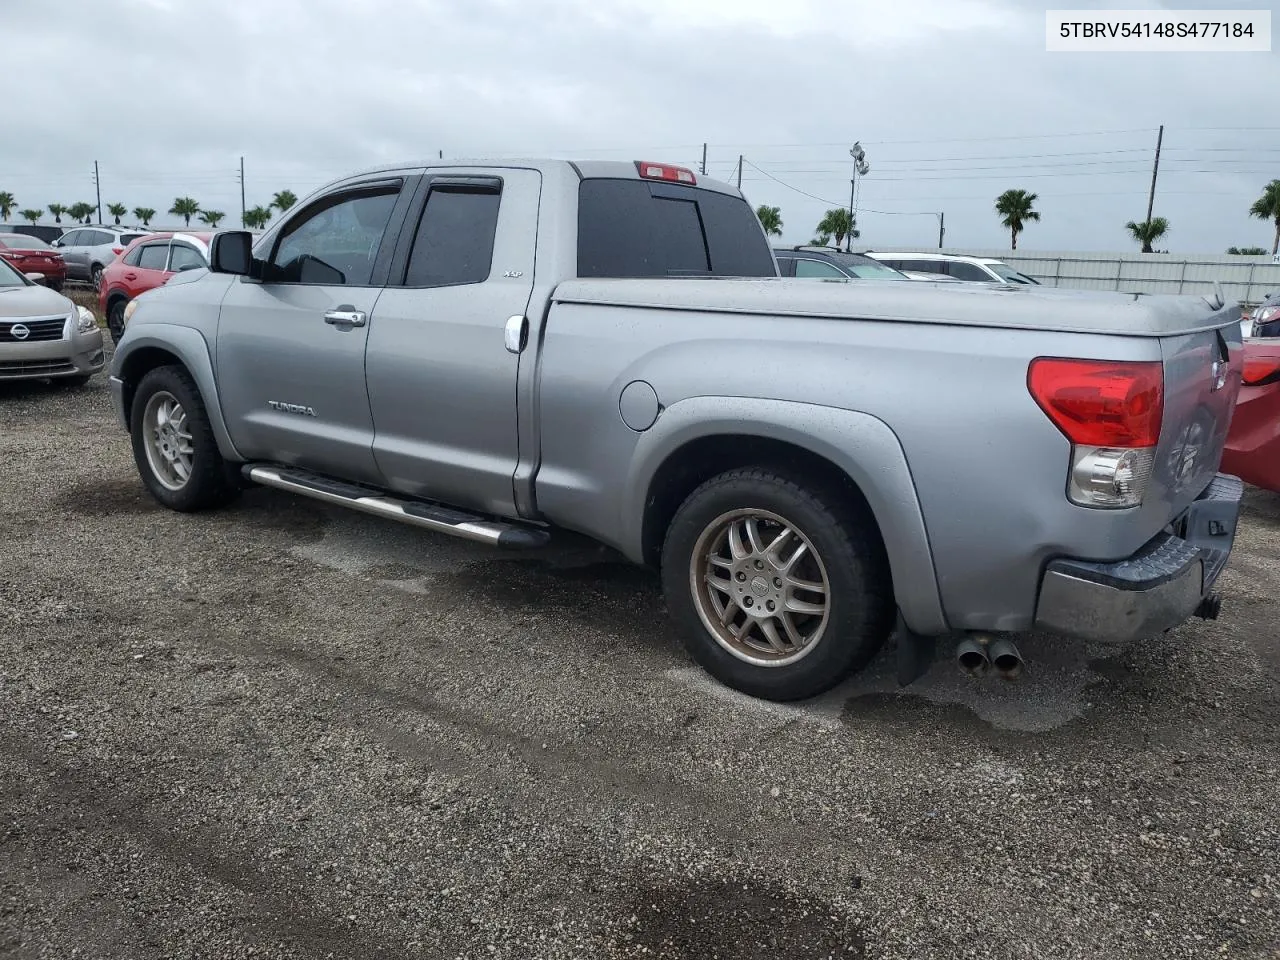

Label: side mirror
[23,272,46,284]
[209,230,253,276]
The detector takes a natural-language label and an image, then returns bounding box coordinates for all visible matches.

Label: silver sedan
[0,257,105,386]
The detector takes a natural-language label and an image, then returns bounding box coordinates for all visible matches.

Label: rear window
[577,179,775,279]
[0,233,50,249]
[119,233,145,246]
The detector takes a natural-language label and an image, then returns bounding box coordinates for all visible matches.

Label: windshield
[0,256,30,287]
[988,262,1039,284]
[0,233,51,249]
[832,254,909,280]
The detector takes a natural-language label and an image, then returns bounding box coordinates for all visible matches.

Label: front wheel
[661,467,894,702]
[129,365,241,512]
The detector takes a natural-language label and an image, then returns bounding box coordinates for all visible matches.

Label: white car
[902,270,963,283]
[866,252,1040,285]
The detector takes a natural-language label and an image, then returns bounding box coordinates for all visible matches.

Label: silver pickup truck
[109,158,1244,702]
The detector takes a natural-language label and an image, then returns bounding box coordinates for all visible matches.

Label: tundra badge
[268,400,317,417]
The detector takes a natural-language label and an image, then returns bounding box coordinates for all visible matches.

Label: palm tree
[169,197,200,227]
[994,189,1040,250]
[242,205,273,229]
[107,203,127,225]
[67,202,94,225]
[756,205,783,237]
[1125,217,1170,254]
[19,209,42,225]
[810,233,832,246]
[0,192,15,222]
[271,189,298,213]
[47,203,67,224]
[1249,179,1280,256]
[133,207,156,228]
[1228,246,1269,256]
[198,210,225,228]
[816,209,857,250]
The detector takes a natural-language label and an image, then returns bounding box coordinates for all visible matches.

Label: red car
[100,231,212,341]
[1222,339,1280,493]
[0,233,67,290]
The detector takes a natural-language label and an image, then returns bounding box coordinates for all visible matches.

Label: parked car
[52,226,147,289]
[773,246,909,280]
[111,158,1243,702]
[0,223,65,244]
[0,233,66,290]
[866,251,1041,285]
[0,254,104,385]
[1247,292,1280,338]
[99,232,213,341]
[1221,338,1280,492]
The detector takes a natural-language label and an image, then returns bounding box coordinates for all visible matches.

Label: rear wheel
[48,280,64,292]
[130,365,240,512]
[107,299,128,342]
[91,264,104,291]
[661,467,894,702]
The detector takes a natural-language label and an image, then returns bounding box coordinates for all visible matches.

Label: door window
[794,258,848,279]
[948,261,992,281]
[168,243,206,272]
[136,243,170,270]
[59,230,83,247]
[402,183,501,287]
[267,185,400,286]
[87,230,113,245]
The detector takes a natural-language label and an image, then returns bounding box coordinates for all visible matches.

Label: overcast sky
[4,0,1278,253]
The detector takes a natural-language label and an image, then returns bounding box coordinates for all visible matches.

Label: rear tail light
[111,246,123,255]
[635,161,697,185]
[1028,358,1164,509]
[1242,354,1280,386]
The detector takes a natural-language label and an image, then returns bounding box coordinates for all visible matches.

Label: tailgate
[1151,309,1243,515]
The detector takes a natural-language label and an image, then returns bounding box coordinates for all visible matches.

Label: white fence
[863,247,1280,306]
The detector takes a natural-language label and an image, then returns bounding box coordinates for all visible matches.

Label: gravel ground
[2,355,1278,960]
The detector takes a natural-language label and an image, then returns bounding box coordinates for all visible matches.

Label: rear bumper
[1034,474,1242,642]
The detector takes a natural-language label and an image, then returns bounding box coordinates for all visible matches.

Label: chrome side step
[243,465,550,549]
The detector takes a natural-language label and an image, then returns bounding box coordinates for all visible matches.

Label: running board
[242,465,550,549]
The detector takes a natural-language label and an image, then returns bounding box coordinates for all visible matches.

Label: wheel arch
[114,325,242,462]
[626,397,948,636]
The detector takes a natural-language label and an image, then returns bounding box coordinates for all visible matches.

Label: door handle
[504,314,528,354]
[324,308,367,327]
[124,273,137,280]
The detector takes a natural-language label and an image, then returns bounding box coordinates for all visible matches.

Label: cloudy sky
[4,0,1278,253]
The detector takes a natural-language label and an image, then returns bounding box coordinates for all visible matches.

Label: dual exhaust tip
[956,634,1024,680]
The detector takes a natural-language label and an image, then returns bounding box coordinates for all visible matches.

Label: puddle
[616,875,864,959]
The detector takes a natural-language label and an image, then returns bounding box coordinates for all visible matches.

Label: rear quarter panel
[533,297,1199,633]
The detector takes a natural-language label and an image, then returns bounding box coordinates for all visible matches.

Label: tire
[661,467,894,702]
[107,298,128,342]
[49,280,64,292]
[91,264,104,291]
[129,365,241,512]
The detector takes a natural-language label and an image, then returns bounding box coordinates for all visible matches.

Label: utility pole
[847,179,856,252]
[93,161,102,224]
[239,156,246,225]
[938,212,945,249]
[1144,124,1163,226]
[700,143,707,176]
[736,154,743,190]
[438,150,443,159]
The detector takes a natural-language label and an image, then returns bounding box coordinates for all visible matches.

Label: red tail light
[635,161,697,185]
[1028,358,1164,448]
[1243,354,1280,386]
[111,246,123,255]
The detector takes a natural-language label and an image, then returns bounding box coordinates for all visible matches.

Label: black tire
[90,264,104,291]
[49,280,64,292]
[661,467,894,702]
[129,364,241,512]
[107,298,128,342]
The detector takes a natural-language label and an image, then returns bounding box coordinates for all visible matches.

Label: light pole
[848,142,870,252]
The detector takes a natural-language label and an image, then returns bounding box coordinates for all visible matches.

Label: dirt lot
[2,356,1279,960]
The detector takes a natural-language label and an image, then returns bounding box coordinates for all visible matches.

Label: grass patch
[65,286,105,326]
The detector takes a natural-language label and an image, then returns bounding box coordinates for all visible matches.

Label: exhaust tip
[955,637,990,677]
[988,638,1024,680]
